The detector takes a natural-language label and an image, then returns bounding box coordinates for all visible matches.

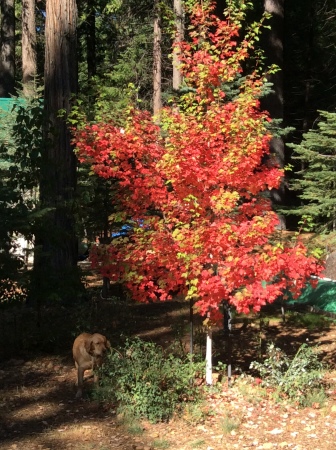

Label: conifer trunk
[263,0,285,227]
[153,0,161,116]
[22,0,37,96]
[86,3,96,82]
[33,0,79,303]
[0,0,15,97]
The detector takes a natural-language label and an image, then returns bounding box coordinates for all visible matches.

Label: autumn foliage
[74,2,322,321]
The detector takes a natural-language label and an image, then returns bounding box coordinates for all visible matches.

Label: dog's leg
[92,359,99,384]
[76,365,85,398]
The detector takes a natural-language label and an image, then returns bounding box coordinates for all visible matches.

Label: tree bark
[22,0,37,96]
[0,0,15,97]
[263,0,285,228]
[86,2,96,82]
[173,0,183,91]
[34,0,79,302]
[153,0,161,116]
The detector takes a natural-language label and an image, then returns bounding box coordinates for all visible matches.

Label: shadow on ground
[1,284,336,449]
[0,353,151,450]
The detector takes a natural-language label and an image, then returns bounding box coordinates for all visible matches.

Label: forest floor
[1,265,336,450]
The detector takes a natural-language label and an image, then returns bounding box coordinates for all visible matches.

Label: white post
[205,326,212,385]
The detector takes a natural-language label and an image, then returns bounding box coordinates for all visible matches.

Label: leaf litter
[1,335,336,450]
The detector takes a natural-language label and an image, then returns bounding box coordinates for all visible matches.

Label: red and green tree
[74,1,322,322]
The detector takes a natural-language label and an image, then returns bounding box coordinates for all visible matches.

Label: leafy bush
[94,337,204,422]
[250,342,326,406]
[0,94,43,300]
[286,312,334,330]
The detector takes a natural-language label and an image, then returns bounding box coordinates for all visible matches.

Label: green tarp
[288,279,336,313]
[0,98,26,112]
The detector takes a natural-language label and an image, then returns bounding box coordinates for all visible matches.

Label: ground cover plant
[250,342,327,407]
[286,311,336,330]
[94,337,205,422]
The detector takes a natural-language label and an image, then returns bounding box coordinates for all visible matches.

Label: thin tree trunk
[153,0,161,116]
[86,3,96,82]
[0,0,15,97]
[302,4,315,135]
[85,1,96,118]
[22,0,37,96]
[263,0,285,227]
[173,0,183,91]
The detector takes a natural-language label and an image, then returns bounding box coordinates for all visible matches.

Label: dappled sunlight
[0,354,143,449]
[136,325,174,340]
[4,399,64,422]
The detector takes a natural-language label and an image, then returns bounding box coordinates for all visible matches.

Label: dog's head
[85,333,111,357]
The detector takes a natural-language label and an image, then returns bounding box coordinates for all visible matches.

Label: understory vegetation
[250,342,327,407]
[94,336,329,422]
[0,278,333,429]
[94,337,205,422]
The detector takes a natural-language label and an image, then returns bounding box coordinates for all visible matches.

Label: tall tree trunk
[301,4,315,135]
[22,0,37,97]
[153,0,161,116]
[173,0,183,91]
[263,0,285,228]
[85,1,96,117]
[86,2,96,82]
[33,0,79,304]
[0,0,15,97]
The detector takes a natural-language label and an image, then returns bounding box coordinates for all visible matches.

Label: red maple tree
[74,2,322,321]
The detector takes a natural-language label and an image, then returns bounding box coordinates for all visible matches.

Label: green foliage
[286,311,335,330]
[219,413,240,434]
[77,0,171,118]
[289,111,336,231]
[93,19,154,117]
[182,401,212,426]
[250,342,326,406]
[117,414,144,435]
[75,170,116,241]
[94,337,204,422]
[152,439,171,449]
[0,94,43,298]
[285,1,336,135]
[190,439,206,449]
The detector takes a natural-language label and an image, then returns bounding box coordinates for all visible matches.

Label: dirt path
[1,346,336,450]
[2,282,336,450]
[0,354,148,450]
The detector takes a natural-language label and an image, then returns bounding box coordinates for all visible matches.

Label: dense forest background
[1,0,336,305]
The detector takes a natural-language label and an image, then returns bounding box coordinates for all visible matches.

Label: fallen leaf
[268,428,283,435]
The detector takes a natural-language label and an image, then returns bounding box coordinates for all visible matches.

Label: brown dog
[72,332,110,398]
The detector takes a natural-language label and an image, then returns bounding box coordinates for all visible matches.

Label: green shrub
[220,413,240,434]
[94,337,204,422]
[250,342,326,406]
[286,312,334,330]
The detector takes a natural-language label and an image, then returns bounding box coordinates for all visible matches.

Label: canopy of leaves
[74,1,322,320]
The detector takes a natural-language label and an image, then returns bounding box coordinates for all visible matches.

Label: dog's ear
[105,338,111,349]
[84,338,93,354]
